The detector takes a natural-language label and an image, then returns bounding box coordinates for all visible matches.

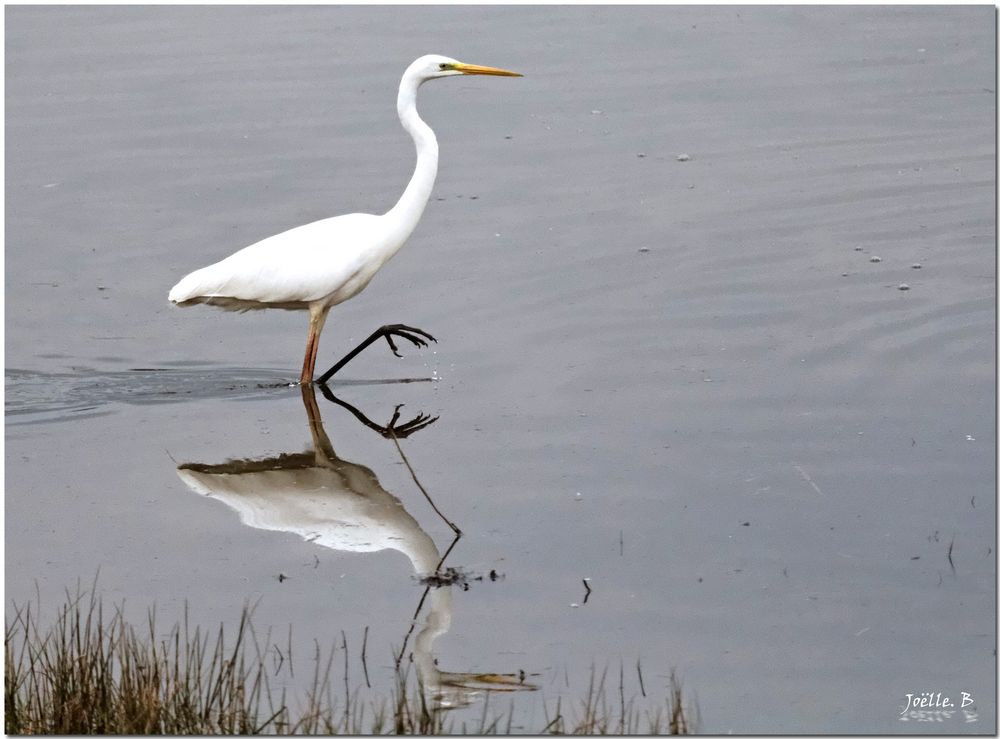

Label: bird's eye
[438,63,448,70]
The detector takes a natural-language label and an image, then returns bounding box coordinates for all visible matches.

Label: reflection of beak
[452,62,522,77]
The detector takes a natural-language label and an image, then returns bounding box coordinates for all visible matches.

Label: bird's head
[407,54,522,83]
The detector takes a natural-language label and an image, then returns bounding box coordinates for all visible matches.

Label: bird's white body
[168,55,520,383]
[168,213,393,307]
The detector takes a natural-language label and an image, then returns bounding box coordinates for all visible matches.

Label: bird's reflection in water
[174,385,535,711]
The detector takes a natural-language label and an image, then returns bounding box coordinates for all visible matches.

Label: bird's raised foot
[382,403,439,438]
[316,323,437,383]
[316,387,438,438]
[380,324,437,358]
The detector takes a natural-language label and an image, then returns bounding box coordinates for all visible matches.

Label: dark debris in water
[417,567,503,590]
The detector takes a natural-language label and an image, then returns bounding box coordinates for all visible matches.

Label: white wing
[168,213,387,305]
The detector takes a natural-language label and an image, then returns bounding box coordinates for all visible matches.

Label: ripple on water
[4,367,439,425]
[4,367,298,425]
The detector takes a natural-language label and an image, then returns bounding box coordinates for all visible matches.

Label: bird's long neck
[383,73,438,242]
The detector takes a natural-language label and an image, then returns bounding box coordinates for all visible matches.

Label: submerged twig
[618,661,626,735]
[341,630,350,731]
[388,430,461,535]
[360,626,371,689]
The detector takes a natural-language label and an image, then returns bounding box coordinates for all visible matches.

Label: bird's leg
[317,385,439,438]
[300,305,330,385]
[315,324,436,384]
[300,332,317,385]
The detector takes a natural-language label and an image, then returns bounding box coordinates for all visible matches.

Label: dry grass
[539,664,698,735]
[5,587,696,735]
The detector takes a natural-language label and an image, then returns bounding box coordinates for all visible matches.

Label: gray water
[5,6,996,733]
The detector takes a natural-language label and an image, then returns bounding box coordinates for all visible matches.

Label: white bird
[168,55,521,384]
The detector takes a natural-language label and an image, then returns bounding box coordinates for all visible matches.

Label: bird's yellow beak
[452,62,522,77]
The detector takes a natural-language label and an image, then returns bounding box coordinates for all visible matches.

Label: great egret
[168,55,521,384]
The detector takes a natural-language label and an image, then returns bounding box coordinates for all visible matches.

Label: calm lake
[5,6,996,733]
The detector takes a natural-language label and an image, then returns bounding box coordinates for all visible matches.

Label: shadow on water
[174,384,536,712]
[4,366,433,425]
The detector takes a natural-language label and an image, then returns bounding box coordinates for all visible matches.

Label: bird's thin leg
[316,324,436,384]
[300,329,317,385]
[300,305,330,385]
[316,385,439,438]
